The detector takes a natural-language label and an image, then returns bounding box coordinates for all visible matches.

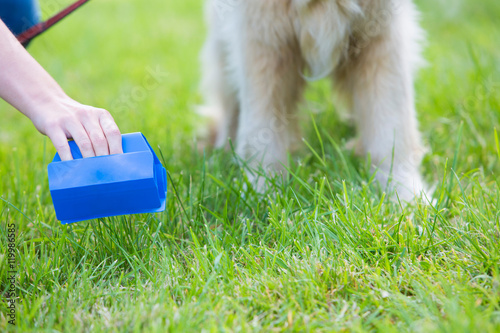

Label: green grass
[1,0,499,331]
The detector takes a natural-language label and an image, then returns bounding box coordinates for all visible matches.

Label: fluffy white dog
[200,0,427,201]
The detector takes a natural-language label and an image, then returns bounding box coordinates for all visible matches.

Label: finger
[66,121,95,158]
[99,111,123,155]
[47,130,73,161]
[81,116,110,157]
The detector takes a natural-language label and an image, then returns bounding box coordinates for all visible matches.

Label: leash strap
[16,0,91,46]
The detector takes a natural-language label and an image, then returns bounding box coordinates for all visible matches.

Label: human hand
[0,20,123,160]
[30,96,123,161]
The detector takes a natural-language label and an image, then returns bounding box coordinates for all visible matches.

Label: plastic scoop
[48,132,167,224]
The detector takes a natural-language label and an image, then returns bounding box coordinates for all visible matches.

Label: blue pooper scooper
[48,133,167,224]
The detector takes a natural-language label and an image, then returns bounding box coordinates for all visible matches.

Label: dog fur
[200,0,427,200]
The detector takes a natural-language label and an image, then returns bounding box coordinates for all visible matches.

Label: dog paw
[375,169,432,203]
[391,177,430,203]
[345,137,363,156]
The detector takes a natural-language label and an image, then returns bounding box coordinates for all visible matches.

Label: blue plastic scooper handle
[48,133,167,224]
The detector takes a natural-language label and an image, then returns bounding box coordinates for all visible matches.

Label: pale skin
[0,20,122,161]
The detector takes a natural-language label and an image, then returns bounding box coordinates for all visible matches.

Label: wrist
[23,87,69,122]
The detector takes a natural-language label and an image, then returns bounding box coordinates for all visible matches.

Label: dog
[200,0,427,201]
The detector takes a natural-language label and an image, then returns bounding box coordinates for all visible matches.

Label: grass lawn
[1,0,499,331]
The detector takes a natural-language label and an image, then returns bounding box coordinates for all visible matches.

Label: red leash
[16,0,91,46]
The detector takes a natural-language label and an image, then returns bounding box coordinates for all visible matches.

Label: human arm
[0,19,122,160]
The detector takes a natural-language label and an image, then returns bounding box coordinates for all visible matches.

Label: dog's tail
[294,0,362,81]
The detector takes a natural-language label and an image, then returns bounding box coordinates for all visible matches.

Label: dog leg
[336,3,427,201]
[200,8,239,149]
[233,8,305,190]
